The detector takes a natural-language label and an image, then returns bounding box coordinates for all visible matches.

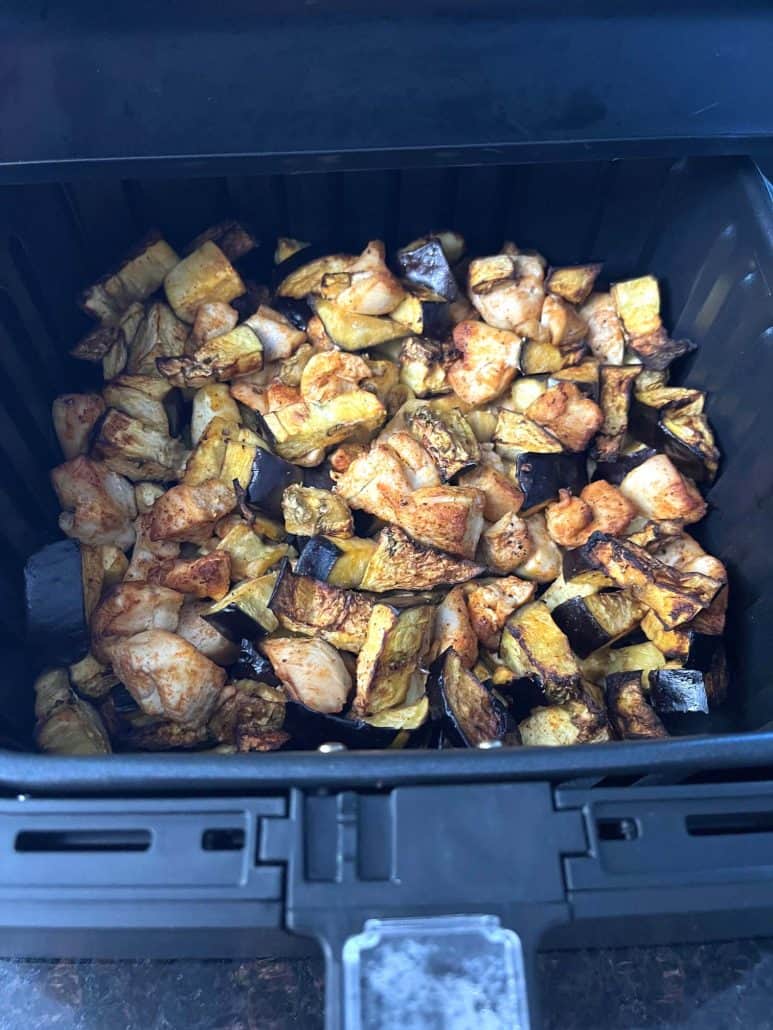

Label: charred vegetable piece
[261,637,351,714]
[592,365,641,460]
[605,670,668,739]
[208,680,287,752]
[203,574,278,641]
[261,389,386,463]
[81,231,179,323]
[611,276,696,370]
[229,638,282,686]
[164,241,244,323]
[630,390,719,482]
[397,236,458,301]
[309,297,410,351]
[269,561,373,652]
[275,251,354,298]
[405,405,480,480]
[548,359,600,401]
[494,410,563,455]
[215,523,289,579]
[649,669,709,714]
[296,535,378,589]
[34,669,112,755]
[272,295,313,331]
[514,452,587,513]
[391,287,452,340]
[245,448,304,517]
[551,592,644,659]
[500,601,581,703]
[283,696,429,751]
[281,485,353,538]
[359,525,484,592]
[428,649,509,747]
[398,336,450,396]
[592,444,659,485]
[353,604,434,716]
[545,264,601,305]
[25,540,90,667]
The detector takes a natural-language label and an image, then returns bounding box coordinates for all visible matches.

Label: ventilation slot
[596,818,640,842]
[686,812,773,837]
[15,829,152,853]
[201,828,245,851]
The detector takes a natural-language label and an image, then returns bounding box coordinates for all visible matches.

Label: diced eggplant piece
[514,452,587,514]
[282,695,429,751]
[510,376,548,413]
[308,297,410,351]
[191,384,241,445]
[605,670,668,740]
[244,447,304,517]
[149,478,236,543]
[275,251,355,298]
[203,573,278,642]
[126,302,190,375]
[541,573,603,613]
[519,696,610,746]
[164,241,245,323]
[52,393,105,459]
[261,637,351,714]
[215,523,289,579]
[562,544,614,586]
[581,641,667,687]
[261,389,386,463]
[158,324,263,386]
[548,359,600,401]
[580,293,626,365]
[102,373,177,433]
[405,405,480,480]
[281,485,353,538]
[500,601,581,703]
[428,649,510,747]
[391,287,452,340]
[269,561,373,652]
[467,251,545,331]
[274,237,311,265]
[618,454,706,524]
[353,604,434,716]
[545,264,601,305]
[551,591,644,659]
[526,382,603,453]
[397,236,458,300]
[494,410,563,455]
[71,324,124,364]
[295,535,343,581]
[186,220,258,263]
[110,628,226,724]
[514,511,562,582]
[93,408,188,482]
[583,533,722,630]
[69,652,119,700]
[497,677,551,723]
[272,295,313,331]
[81,231,179,323]
[25,540,90,667]
[592,365,641,460]
[518,337,572,375]
[52,456,137,551]
[297,535,379,589]
[429,586,478,667]
[122,720,213,752]
[648,669,709,714]
[592,444,659,485]
[359,525,484,593]
[398,336,450,397]
[34,670,112,755]
[229,638,282,687]
[611,276,695,370]
[448,321,522,405]
[630,390,719,482]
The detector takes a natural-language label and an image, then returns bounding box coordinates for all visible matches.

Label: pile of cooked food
[24,222,727,755]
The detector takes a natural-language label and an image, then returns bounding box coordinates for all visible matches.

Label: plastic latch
[342,915,530,1030]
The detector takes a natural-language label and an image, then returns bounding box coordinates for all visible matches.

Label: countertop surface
[2,939,773,1029]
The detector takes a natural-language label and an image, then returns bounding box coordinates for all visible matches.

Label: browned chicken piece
[322,240,405,315]
[229,379,301,415]
[189,301,239,350]
[91,582,184,663]
[150,550,231,600]
[243,305,307,362]
[176,601,239,665]
[148,477,236,543]
[334,435,441,526]
[545,481,636,548]
[109,629,227,724]
[52,393,106,459]
[459,463,525,521]
[526,382,604,452]
[329,443,369,475]
[580,293,626,365]
[398,485,485,559]
[124,513,180,581]
[479,512,533,573]
[51,456,137,551]
[447,320,522,405]
[540,294,588,350]
[429,586,478,667]
[619,454,707,524]
[305,314,336,351]
[465,577,536,650]
[134,482,165,514]
[299,351,373,404]
[261,637,351,714]
[93,408,188,482]
[467,252,545,331]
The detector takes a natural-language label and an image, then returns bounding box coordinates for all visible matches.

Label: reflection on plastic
[343,915,529,1030]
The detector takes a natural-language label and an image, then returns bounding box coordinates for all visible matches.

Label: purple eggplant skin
[515,452,587,512]
[427,649,511,748]
[163,389,187,438]
[396,238,458,301]
[551,595,611,659]
[273,296,313,331]
[230,638,281,687]
[609,627,649,650]
[592,446,658,485]
[25,539,89,668]
[649,669,709,714]
[628,402,713,482]
[281,702,424,751]
[246,448,303,517]
[495,677,551,723]
[295,536,342,581]
[270,241,329,291]
[204,606,269,644]
[302,463,336,491]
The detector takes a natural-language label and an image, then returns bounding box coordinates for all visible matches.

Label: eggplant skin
[397,237,458,301]
[230,638,281,687]
[648,668,709,714]
[592,447,658,486]
[515,452,587,513]
[25,540,89,668]
[281,702,399,751]
[605,671,668,739]
[295,536,342,581]
[428,649,509,747]
[246,448,304,517]
[551,595,613,660]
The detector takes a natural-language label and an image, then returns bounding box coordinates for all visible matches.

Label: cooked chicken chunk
[124,513,180,581]
[109,629,226,724]
[52,456,137,550]
[126,301,190,373]
[191,384,241,445]
[281,485,353,538]
[429,586,478,668]
[244,305,307,362]
[467,252,545,331]
[545,481,635,548]
[459,462,525,521]
[52,393,105,459]
[447,320,522,405]
[526,382,604,452]
[261,637,351,714]
[580,293,626,365]
[189,301,239,350]
[323,240,405,315]
[149,478,236,543]
[299,351,373,404]
[619,454,707,524]
[91,582,184,662]
[93,408,188,482]
[540,295,588,350]
[465,576,536,650]
[150,550,231,600]
[479,512,533,573]
[176,601,239,665]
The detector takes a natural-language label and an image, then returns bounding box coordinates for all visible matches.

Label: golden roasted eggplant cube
[81,232,180,323]
[164,241,245,323]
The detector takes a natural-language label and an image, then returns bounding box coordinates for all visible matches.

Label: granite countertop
[2,939,773,1029]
